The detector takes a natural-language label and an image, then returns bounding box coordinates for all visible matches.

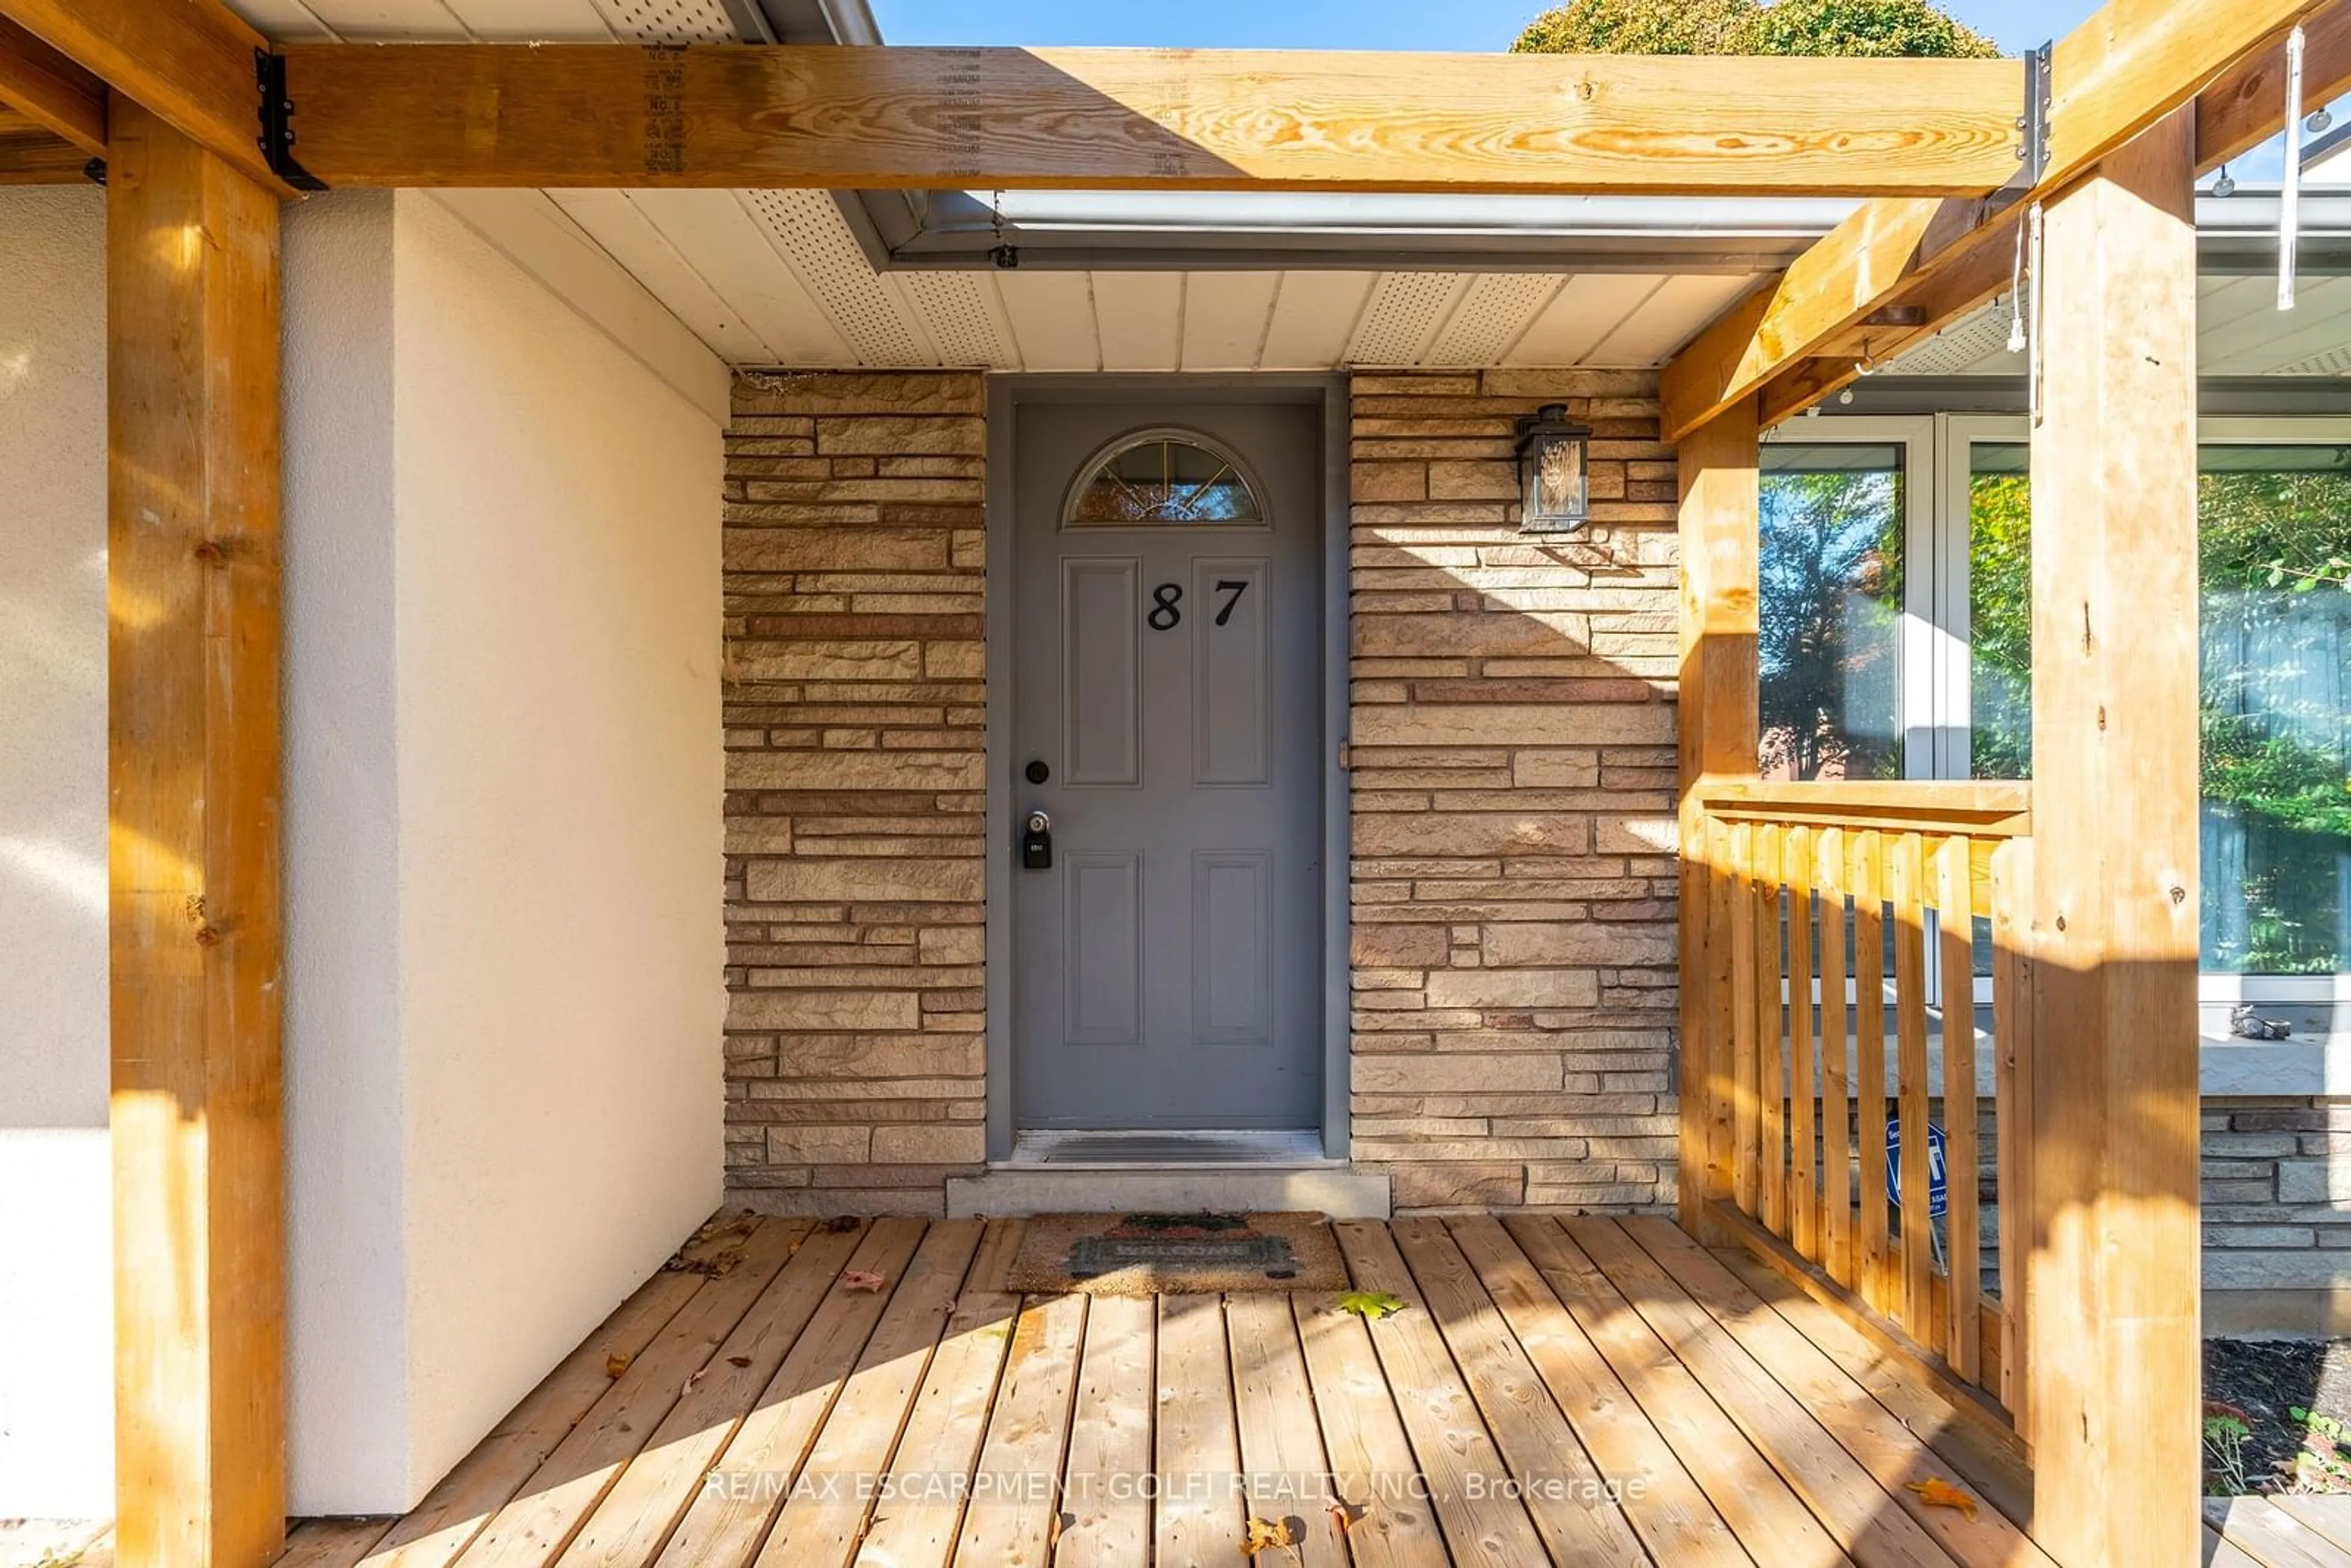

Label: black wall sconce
[1513,403,1592,534]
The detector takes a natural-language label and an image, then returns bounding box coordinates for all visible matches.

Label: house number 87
[1148,579,1249,631]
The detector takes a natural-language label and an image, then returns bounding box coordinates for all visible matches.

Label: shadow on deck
[71,1212,2334,1567]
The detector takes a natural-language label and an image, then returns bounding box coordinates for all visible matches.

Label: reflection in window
[1065,432,1263,525]
[2202,445,2351,975]
[1758,443,1906,781]
[1967,442,2032,780]
[1962,441,2351,974]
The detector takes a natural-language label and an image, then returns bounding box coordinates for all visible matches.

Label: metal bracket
[1987,42,2052,215]
[255,50,329,192]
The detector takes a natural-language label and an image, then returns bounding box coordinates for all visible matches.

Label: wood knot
[193,539,228,566]
[193,923,223,947]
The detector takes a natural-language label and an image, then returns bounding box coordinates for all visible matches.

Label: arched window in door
[1062,429,1267,527]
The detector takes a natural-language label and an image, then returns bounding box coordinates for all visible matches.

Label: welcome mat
[1007,1212,1348,1296]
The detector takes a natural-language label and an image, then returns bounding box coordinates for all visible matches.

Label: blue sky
[866,0,2099,54]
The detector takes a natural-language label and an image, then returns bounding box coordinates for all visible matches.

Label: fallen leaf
[941,1297,959,1315]
[1241,1516,1297,1556]
[824,1215,861,1233]
[841,1269,888,1293]
[1329,1498,1370,1536]
[1048,1509,1074,1551]
[681,1367,707,1396]
[727,1355,753,1368]
[1906,1477,1979,1521]
[1335,1289,1406,1321]
[605,1352,632,1379]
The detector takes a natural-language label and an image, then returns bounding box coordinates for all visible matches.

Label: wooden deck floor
[7,1214,2331,1568]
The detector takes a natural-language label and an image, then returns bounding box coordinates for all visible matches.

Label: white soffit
[1891,274,2351,377]
[220,0,1777,374]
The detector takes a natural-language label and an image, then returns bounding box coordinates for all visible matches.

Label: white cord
[2027,202,2046,425]
[2006,217,2027,353]
[2284,25,2307,312]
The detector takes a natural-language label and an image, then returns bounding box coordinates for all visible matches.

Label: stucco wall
[285,190,726,1511]
[282,186,407,1515]
[0,186,113,1519]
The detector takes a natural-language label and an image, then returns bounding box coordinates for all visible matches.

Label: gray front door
[1011,400,1322,1130]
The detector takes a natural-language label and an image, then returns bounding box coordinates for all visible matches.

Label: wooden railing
[1689,779,2033,1430]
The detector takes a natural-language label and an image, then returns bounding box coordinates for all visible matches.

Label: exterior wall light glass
[1514,403,1591,533]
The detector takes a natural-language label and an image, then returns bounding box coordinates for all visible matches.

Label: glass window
[1956,437,2351,975]
[2200,444,2351,975]
[1065,432,1264,526]
[1758,443,1907,781]
[1966,441,2031,781]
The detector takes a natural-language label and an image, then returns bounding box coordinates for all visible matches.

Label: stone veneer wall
[722,372,989,1215]
[719,366,1684,1215]
[1345,369,1682,1212]
[2202,1098,2351,1288]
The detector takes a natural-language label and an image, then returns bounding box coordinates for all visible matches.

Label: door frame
[983,373,1351,1161]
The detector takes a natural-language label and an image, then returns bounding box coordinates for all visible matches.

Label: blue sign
[1885,1119,1949,1221]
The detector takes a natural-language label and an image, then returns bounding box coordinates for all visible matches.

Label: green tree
[1512,0,2000,58]
[1967,460,2351,972]
[1757,468,1906,781]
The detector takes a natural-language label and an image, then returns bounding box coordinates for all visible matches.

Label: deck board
[454,1215,809,1568]
[555,1217,852,1568]
[175,1211,2351,1568]
[1565,1216,1960,1568]
[1056,1294,1154,1568]
[1387,1217,1647,1567]
[655,1217,927,1568]
[1505,1212,1856,1568]
[1333,1218,1554,1567]
[749,1219,984,1568]
[851,1220,1025,1568]
[1446,1216,1750,1568]
[1622,1217,2055,1568]
[1226,1294,1348,1566]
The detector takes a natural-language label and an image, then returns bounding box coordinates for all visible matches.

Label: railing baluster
[1755,821,1786,1239]
[1853,829,1889,1318]
[1937,833,1981,1382]
[1817,826,1851,1289]
[1992,838,2033,1427]
[1787,824,1818,1260]
[1730,819,1758,1217]
[1688,783,2030,1424]
[1889,830,1937,1356]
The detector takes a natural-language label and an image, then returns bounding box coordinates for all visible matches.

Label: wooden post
[2023,106,2200,1568]
[107,97,286,1568]
[1676,398,1761,1235]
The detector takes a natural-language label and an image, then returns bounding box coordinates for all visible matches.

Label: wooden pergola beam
[107,96,287,1568]
[0,0,287,192]
[0,99,88,181]
[1659,0,2345,442]
[262,42,2025,195]
[0,14,103,154]
[1749,0,2351,423]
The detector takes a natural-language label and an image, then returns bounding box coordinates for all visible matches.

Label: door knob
[1020,810,1053,870]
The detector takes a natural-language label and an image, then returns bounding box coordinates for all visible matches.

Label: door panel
[1063,851,1142,1046]
[1013,400,1322,1130]
[1191,557,1268,786]
[1062,558,1141,787]
[1193,850,1273,1046]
